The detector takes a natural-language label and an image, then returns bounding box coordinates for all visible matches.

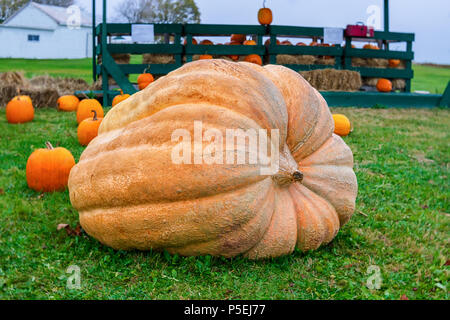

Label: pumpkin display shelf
[84,0,449,108]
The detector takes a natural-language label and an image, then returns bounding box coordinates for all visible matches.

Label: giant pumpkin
[68,59,357,259]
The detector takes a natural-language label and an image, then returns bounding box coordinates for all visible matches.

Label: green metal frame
[95,22,184,106]
[184,24,266,62]
[343,31,415,92]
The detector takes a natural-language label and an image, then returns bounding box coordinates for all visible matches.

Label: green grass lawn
[0,58,448,93]
[0,107,448,299]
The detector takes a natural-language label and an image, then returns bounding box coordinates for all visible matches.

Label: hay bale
[142,54,175,64]
[276,54,298,64]
[0,85,59,108]
[392,79,406,90]
[0,74,90,108]
[352,58,389,68]
[296,55,315,65]
[362,77,379,87]
[300,68,362,91]
[0,71,29,87]
[314,57,335,65]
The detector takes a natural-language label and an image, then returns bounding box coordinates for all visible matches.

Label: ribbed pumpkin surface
[68,60,357,259]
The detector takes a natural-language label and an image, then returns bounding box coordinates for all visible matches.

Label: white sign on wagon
[324,27,343,45]
[131,24,155,43]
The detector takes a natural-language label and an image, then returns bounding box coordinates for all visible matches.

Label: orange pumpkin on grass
[77,110,103,146]
[6,96,34,124]
[26,142,75,192]
[376,78,392,92]
[112,91,130,107]
[332,114,352,137]
[243,40,257,45]
[57,95,80,112]
[77,99,103,124]
[137,73,154,90]
[68,60,357,259]
[12,95,32,105]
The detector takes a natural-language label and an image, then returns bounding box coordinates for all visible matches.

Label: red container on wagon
[345,22,374,37]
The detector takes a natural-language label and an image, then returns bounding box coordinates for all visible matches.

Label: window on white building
[28,35,40,42]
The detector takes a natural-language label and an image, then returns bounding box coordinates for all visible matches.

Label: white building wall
[0,26,92,59]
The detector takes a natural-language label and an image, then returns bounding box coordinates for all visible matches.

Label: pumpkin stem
[292,170,303,183]
[263,0,266,8]
[45,141,54,150]
[91,110,97,121]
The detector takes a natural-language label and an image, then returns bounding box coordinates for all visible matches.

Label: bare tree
[0,0,75,23]
[34,0,74,6]
[0,0,27,23]
[116,0,200,24]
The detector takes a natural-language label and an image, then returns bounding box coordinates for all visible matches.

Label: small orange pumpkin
[376,78,392,92]
[244,54,263,66]
[26,141,75,192]
[281,40,293,46]
[6,96,34,124]
[199,54,213,60]
[388,59,401,68]
[296,42,306,46]
[77,99,103,124]
[230,34,246,43]
[258,7,273,25]
[183,37,198,45]
[363,44,379,50]
[77,110,103,146]
[12,95,32,105]
[57,95,80,112]
[112,91,130,107]
[264,39,280,46]
[199,39,214,45]
[243,40,257,45]
[137,73,154,90]
[332,114,352,137]
[309,41,319,46]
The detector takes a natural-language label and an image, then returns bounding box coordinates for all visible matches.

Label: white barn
[0,2,93,59]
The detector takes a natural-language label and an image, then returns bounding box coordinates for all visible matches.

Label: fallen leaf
[421,205,429,209]
[445,260,450,266]
[400,294,409,300]
[344,263,355,269]
[0,188,4,195]
[57,223,83,236]
[57,224,69,231]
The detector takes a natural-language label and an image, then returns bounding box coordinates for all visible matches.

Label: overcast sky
[77,0,450,64]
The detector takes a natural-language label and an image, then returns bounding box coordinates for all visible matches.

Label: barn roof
[2,1,92,27]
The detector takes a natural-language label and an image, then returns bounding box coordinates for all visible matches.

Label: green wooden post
[405,40,412,92]
[92,0,96,82]
[269,34,276,64]
[101,0,108,107]
[439,81,450,107]
[384,0,389,50]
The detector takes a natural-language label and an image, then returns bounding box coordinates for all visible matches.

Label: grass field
[0,58,449,299]
[0,107,448,299]
[0,58,449,93]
